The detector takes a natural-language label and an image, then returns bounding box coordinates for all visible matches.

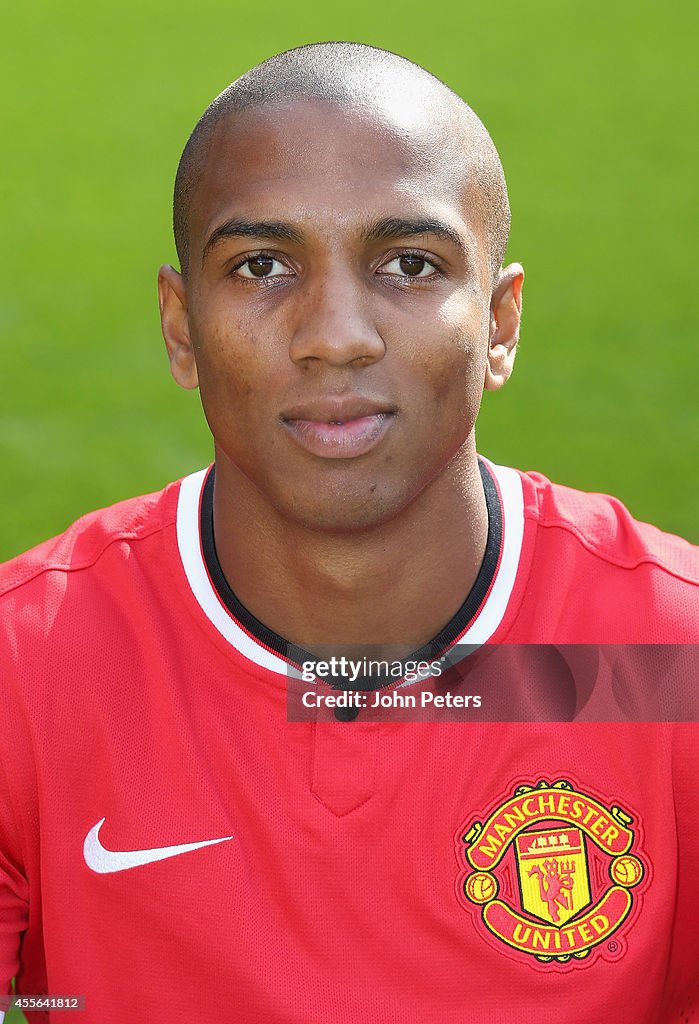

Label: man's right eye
[234,255,293,279]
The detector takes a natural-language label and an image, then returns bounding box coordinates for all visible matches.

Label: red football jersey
[0,460,697,1023]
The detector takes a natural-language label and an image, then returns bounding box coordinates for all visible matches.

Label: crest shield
[515,827,591,926]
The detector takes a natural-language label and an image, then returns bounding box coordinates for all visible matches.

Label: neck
[211,445,489,650]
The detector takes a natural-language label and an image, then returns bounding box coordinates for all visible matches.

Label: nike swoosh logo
[84,817,234,874]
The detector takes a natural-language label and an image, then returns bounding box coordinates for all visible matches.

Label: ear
[158,265,199,389]
[484,262,524,391]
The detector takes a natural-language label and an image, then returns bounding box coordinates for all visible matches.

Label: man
[0,42,697,1024]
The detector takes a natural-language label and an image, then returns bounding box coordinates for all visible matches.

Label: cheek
[192,311,265,403]
[439,290,489,348]
[423,296,490,398]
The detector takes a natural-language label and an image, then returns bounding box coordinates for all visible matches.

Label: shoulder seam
[0,517,175,601]
[527,510,699,586]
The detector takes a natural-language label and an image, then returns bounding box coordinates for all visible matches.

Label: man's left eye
[380,255,436,278]
[235,256,292,279]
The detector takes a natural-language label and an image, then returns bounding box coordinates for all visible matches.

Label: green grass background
[1,0,697,1018]
[2,0,697,567]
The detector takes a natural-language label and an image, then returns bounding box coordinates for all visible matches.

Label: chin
[278,485,412,534]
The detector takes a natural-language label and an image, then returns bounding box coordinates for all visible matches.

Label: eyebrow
[362,216,470,257]
[202,214,470,263]
[202,219,305,262]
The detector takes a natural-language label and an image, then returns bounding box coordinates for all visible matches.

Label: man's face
[162,99,518,531]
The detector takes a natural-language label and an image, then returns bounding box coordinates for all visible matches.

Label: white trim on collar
[176,469,290,675]
[459,458,524,647]
[176,461,524,675]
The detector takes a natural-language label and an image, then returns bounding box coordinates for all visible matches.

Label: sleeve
[0,620,31,1005]
[659,723,699,1017]
[0,740,30,999]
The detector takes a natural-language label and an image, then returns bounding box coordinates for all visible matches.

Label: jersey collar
[176,458,524,676]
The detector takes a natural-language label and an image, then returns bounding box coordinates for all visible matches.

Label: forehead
[189,98,487,262]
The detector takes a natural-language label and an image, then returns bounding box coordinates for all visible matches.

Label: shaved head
[173,42,510,284]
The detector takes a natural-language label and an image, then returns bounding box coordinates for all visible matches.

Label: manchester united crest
[457,780,647,968]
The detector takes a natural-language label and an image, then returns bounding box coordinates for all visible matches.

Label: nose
[288,267,386,368]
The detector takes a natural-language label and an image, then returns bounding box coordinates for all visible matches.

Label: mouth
[280,398,397,460]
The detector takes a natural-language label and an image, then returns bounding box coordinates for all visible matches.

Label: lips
[281,397,397,459]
